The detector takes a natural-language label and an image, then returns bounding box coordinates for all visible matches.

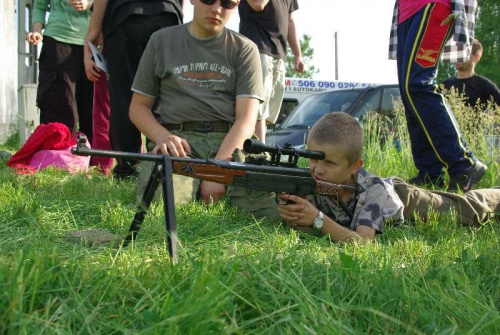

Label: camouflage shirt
[308,168,404,234]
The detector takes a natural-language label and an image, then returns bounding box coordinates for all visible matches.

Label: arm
[26,22,44,45]
[84,0,109,81]
[87,0,108,36]
[214,97,259,161]
[277,194,375,243]
[129,92,191,157]
[131,95,258,205]
[245,0,270,11]
[287,12,304,73]
[198,96,259,204]
[26,0,48,45]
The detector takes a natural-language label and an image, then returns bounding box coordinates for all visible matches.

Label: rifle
[72,136,356,261]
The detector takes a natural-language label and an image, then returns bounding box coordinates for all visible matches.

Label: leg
[136,159,200,206]
[266,57,286,125]
[75,44,94,144]
[394,180,500,226]
[37,36,79,134]
[397,4,476,180]
[227,148,279,220]
[135,131,279,219]
[104,12,180,178]
[255,53,274,143]
[90,72,114,175]
[135,130,205,207]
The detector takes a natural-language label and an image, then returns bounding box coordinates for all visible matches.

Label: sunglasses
[199,0,238,10]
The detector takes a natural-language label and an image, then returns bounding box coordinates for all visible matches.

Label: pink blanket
[7,122,90,174]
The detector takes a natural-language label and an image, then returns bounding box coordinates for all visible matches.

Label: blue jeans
[397,3,476,178]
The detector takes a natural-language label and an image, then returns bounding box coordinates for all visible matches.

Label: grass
[0,95,499,334]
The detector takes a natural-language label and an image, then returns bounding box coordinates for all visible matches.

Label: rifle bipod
[122,156,178,262]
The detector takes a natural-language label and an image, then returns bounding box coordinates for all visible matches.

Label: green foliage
[285,34,319,78]
[442,87,500,158]
[474,1,500,87]
[436,62,456,83]
[1,131,20,152]
[437,1,500,86]
[1,93,499,333]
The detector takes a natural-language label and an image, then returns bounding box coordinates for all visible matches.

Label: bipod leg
[122,162,162,248]
[161,156,178,263]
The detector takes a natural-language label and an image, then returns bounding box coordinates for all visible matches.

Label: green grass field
[1,97,499,334]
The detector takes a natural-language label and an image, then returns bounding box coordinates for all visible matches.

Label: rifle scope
[243,139,325,160]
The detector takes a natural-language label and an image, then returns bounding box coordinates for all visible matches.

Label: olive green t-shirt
[132,23,264,124]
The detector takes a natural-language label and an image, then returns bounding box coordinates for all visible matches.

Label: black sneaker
[448,160,487,192]
[409,173,445,187]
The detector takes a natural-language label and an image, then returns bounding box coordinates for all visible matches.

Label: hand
[83,40,101,82]
[26,32,43,45]
[294,57,305,73]
[84,29,104,81]
[199,181,226,205]
[277,194,318,227]
[68,0,92,11]
[152,134,192,157]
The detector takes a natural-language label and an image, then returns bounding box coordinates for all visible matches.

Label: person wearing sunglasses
[239,0,304,143]
[84,0,184,180]
[129,0,279,219]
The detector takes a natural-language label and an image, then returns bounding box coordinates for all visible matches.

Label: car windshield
[279,90,363,128]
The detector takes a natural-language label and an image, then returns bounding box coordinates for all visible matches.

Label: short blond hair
[307,112,363,164]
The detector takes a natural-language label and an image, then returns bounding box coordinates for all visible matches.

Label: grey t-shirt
[308,168,404,234]
[132,23,264,124]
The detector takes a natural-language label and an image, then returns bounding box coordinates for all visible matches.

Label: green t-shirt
[132,23,264,124]
[33,0,90,45]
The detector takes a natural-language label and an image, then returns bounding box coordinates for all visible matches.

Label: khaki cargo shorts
[257,53,285,124]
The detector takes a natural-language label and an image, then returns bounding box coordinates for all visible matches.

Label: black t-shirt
[442,74,500,109]
[238,0,299,60]
[103,0,183,37]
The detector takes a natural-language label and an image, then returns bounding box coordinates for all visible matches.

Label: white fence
[0,0,39,144]
[0,0,18,143]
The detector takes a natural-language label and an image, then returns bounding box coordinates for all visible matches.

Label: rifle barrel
[71,143,355,194]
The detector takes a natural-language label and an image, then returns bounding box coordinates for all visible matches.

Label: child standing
[27,0,94,142]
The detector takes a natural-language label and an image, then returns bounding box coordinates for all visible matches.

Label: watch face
[313,212,324,230]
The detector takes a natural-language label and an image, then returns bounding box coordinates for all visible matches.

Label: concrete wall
[0,1,18,143]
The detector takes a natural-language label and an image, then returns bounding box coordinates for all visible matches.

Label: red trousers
[90,72,113,175]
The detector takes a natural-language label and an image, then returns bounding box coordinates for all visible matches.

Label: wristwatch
[313,211,324,231]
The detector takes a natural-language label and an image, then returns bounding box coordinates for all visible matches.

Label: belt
[163,121,232,132]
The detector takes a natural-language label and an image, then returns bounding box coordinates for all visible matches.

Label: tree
[436,63,456,83]
[285,34,319,78]
[437,1,500,86]
[473,0,500,86]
